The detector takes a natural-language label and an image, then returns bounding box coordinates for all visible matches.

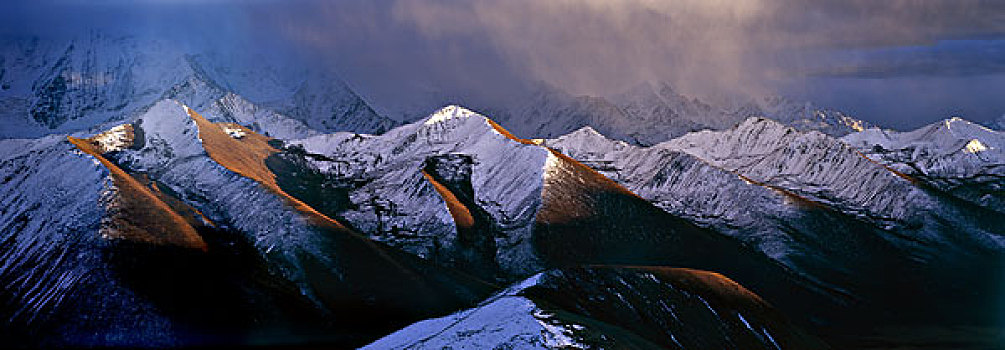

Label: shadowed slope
[530,146,850,327]
[366,266,825,349]
[523,266,828,349]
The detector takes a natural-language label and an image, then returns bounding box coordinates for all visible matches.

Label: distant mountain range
[479,81,871,145]
[0,33,395,139]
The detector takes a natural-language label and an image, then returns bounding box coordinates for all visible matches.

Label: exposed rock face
[67,133,207,251]
[0,115,326,348]
[422,154,504,279]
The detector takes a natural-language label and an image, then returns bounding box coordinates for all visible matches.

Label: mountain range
[0,34,1003,349]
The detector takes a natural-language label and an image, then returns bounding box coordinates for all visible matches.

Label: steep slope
[0,135,151,345]
[366,267,824,350]
[0,33,194,136]
[122,100,496,345]
[293,105,553,278]
[0,34,393,139]
[842,118,1004,211]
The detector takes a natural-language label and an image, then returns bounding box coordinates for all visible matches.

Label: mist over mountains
[2,33,877,145]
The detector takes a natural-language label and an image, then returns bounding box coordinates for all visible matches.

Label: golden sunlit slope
[186,107,356,231]
[421,170,475,230]
[68,134,207,251]
[637,266,772,309]
[186,111,282,190]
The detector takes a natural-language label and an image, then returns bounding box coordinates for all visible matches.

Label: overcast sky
[2,0,1004,128]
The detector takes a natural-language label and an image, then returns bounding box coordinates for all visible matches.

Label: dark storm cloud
[2,0,1004,126]
[266,0,1005,121]
[378,0,1005,92]
[0,0,292,54]
[809,40,1005,79]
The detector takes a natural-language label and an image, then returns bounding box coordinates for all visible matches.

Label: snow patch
[533,309,585,348]
[542,152,561,181]
[964,138,988,153]
[222,125,246,139]
[90,124,133,153]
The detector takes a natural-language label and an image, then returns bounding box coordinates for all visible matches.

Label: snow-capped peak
[424,105,480,125]
[942,116,999,136]
[844,117,1002,157]
[569,125,602,137]
[839,116,1003,210]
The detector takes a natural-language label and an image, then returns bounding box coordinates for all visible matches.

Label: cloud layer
[272,0,1005,125]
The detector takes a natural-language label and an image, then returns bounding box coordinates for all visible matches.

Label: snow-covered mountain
[0,100,488,347]
[286,106,1002,345]
[660,118,1000,243]
[4,100,839,348]
[482,81,870,145]
[546,117,1003,257]
[842,117,1004,211]
[1,93,1001,349]
[542,116,1004,345]
[287,107,831,317]
[0,33,395,139]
